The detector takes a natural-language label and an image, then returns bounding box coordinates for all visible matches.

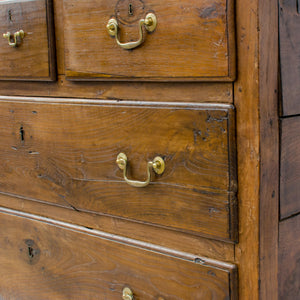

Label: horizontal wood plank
[0,78,233,103]
[0,192,235,261]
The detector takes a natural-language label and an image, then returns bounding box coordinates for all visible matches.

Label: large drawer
[0,98,237,241]
[63,0,235,81]
[0,0,56,81]
[0,208,238,299]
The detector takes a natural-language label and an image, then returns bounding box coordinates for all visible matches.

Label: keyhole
[8,9,12,22]
[128,3,134,16]
[20,126,25,142]
[28,246,34,258]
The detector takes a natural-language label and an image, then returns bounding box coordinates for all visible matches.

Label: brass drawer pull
[122,287,134,300]
[116,153,165,188]
[107,13,157,50]
[3,30,25,47]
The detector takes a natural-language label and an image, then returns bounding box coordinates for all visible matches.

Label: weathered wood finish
[0,208,238,300]
[0,0,56,81]
[0,192,236,262]
[280,116,300,219]
[259,0,279,298]
[0,98,237,241]
[279,0,300,116]
[0,78,233,103]
[63,0,235,81]
[0,0,285,298]
[234,0,261,298]
[279,214,300,299]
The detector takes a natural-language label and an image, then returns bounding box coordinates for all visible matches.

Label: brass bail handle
[116,153,165,188]
[3,30,25,47]
[107,13,157,50]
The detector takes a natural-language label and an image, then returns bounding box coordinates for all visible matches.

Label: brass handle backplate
[3,30,25,47]
[116,153,165,188]
[107,13,157,50]
[122,287,134,300]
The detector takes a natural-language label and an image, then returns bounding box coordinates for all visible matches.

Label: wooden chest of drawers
[0,0,293,299]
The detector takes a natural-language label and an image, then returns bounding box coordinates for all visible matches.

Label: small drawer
[0,98,237,242]
[0,209,238,299]
[0,0,56,81]
[63,0,235,81]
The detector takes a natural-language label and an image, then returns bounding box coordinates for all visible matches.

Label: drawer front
[0,99,237,241]
[0,209,238,299]
[63,0,235,81]
[0,0,55,81]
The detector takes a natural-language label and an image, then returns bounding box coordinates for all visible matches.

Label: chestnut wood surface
[0,0,56,81]
[0,208,238,300]
[0,192,235,262]
[279,0,300,116]
[63,0,235,81]
[234,0,261,298]
[279,214,300,299]
[0,98,237,241]
[0,0,284,298]
[280,116,300,219]
[0,78,233,103]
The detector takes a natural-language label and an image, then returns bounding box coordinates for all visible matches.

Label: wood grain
[279,0,300,116]
[0,0,56,81]
[280,116,300,219]
[0,98,237,241]
[234,0,260,298]
[279,214,300,299]
[258,0,279,298]
[63,0,235,81]
[0,77,233,103]
[0,208,238,300]
[0,192,235,262]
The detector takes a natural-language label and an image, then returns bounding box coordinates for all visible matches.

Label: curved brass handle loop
[107,13,157,50]
[116,153,165,188]
[3,30,25,47]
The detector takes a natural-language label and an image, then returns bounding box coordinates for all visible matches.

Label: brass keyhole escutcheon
[122,287,134,300]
